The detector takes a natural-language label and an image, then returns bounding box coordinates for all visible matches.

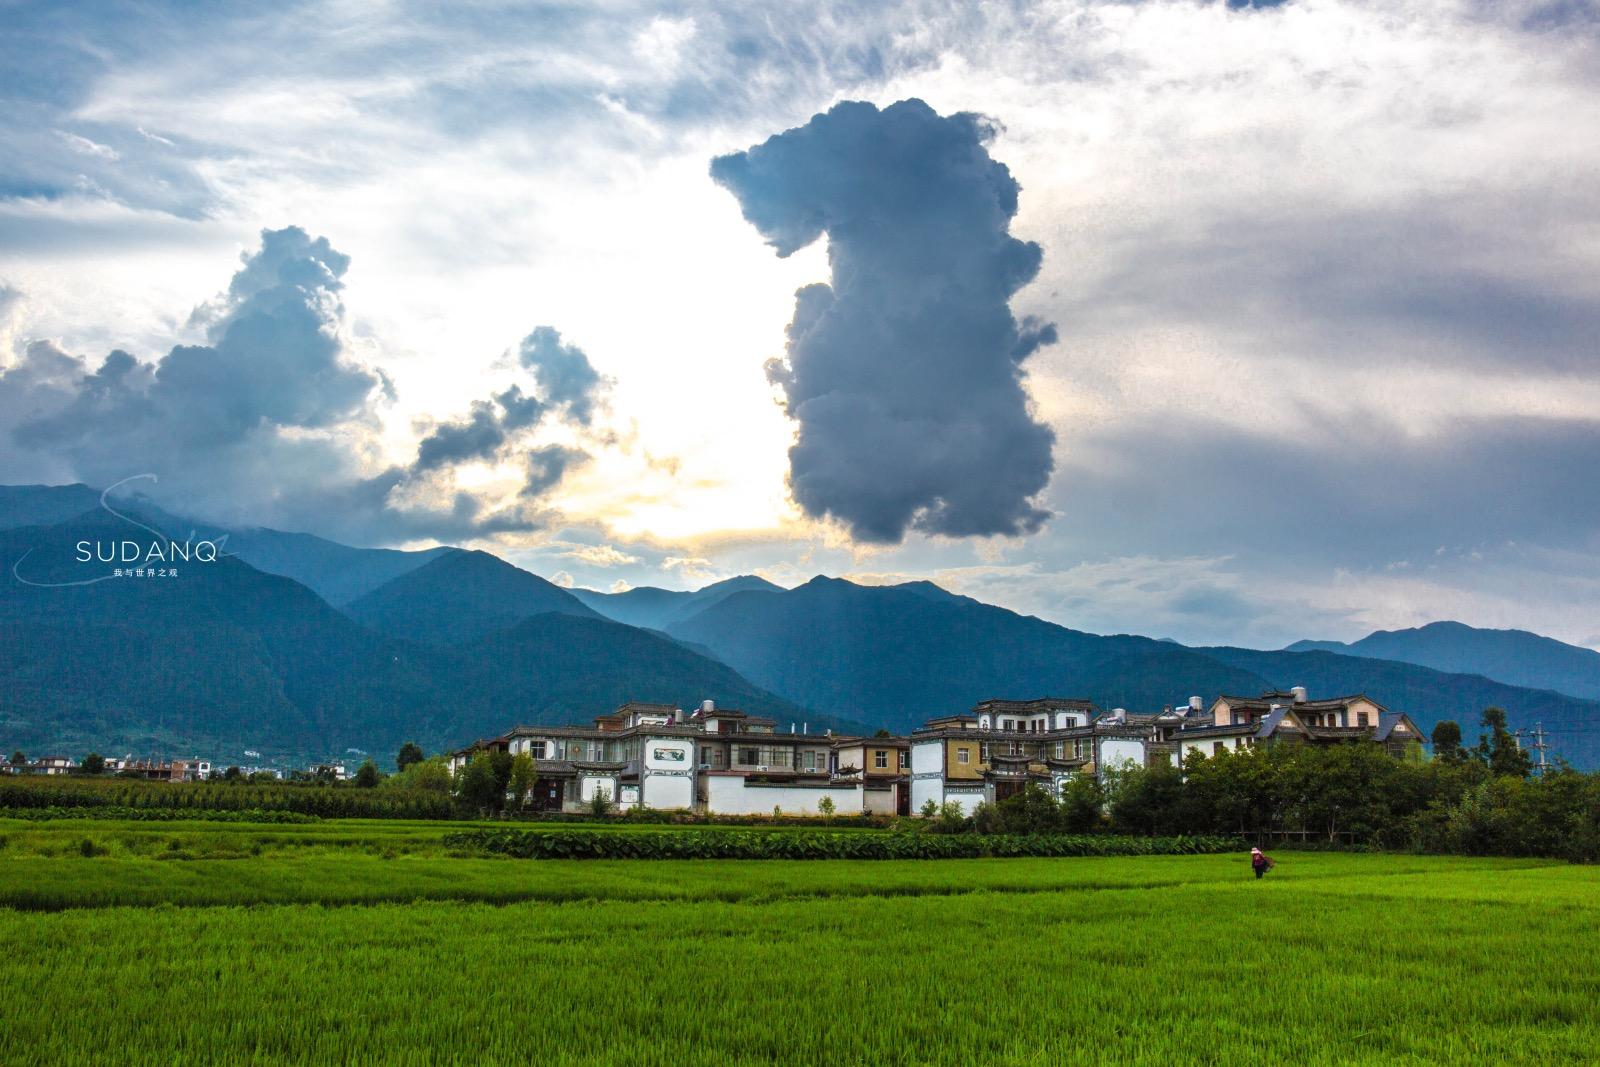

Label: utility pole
[1530,722,1549,776]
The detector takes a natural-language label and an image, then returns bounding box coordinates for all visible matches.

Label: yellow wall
[945,740,983,780]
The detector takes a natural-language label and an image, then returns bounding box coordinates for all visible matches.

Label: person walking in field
[1251,847,1275,879]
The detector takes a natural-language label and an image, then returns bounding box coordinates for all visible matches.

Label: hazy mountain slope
[0,483,103,529]
[1287,621,1600,702]
[572,575,783,631]
[0,514,454,760]
[219,527,451,607]
[668,576,1270,732]
[0,482,449,606]
[346,549,600,646]
[443,613,865,735]
[1201,645,1600,767]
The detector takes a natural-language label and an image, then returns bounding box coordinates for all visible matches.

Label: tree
[1109,762,1186,836]
[507,753,537,810]
[1058,774,1105,833]
[816,795,836,817]
[386,756,453,793]
[590,786,614,817]
[919,798,938,818]
[9,751,24,767]
[489,750,514,805]
[873,729,892,738]
[223,765,243,782]
[354,759,382,788]
[1477,707,1532,779]
[456,753,502,813]
[996,782,1064,834]
[396,742,425,772]
[80,752,106,775]
[1431,720,1464,763]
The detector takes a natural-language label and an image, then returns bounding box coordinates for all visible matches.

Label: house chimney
[1290,686,1307,703]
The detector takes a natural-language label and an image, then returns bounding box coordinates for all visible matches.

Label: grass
[0,818,1596,1065]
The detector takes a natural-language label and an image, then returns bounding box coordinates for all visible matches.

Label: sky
[1,0,1598,650]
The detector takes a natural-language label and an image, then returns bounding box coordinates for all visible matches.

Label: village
[442,687,1427,817]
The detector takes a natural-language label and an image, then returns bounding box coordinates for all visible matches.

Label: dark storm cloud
[517,326,604,426]
[0,228,604,541]
[522,444,588,498]
[405,327,605,498]
[2,226,380,469]
[711,98,1057,543]
[413,402,508,472]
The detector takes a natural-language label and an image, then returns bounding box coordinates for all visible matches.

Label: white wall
[910,741,943,775]
[643,774,693,810]
[910,776,943,813]
[1178,736,1248,767]
[940,790,988,817]
[1098,738,1146,772]
[703,776,862,816]
[579,775,617,803]
[863,787,897,815]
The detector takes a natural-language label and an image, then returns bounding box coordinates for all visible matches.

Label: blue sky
[2,0,1599,650]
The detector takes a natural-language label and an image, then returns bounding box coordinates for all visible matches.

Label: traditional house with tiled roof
[908,698,1156,816]
[449,700,877,815]
[1174,687,1425,766]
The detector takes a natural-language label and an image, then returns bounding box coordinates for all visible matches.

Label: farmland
[1,818,1596,1065]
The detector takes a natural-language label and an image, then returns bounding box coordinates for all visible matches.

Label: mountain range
[1287,621,1600,702]
[2,482,1597,768]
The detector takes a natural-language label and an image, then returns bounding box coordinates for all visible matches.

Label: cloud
[516,326,606,426]
[546,541,643,567]
[0,226,604,542]
[712,98,1056,544]
[662,554,717,581]
[0,226,382,493]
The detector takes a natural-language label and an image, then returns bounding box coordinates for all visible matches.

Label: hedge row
[0,777,454,819]
[0,806,320,824]
[444,829,1242,860]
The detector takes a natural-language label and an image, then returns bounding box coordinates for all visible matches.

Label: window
[979,743,990,762]
[898,751,906,770]
[737,746,759,766]
[1213,741,1226,756]
[957,747,971,765]
[1053,742,1065,759]
[1357,712,1370,727]
[874,750,888,769]
[705,748,724,768]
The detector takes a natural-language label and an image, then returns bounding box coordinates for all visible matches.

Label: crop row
[0,805,319,824]
[0,776,455,819]
[444,828,1241,860]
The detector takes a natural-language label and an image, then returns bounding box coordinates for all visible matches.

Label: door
[533,780,564,811]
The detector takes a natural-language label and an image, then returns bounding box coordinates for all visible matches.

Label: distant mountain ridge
[347,549,601,646]
[572,575,783,631]
[1287,621,1600,702]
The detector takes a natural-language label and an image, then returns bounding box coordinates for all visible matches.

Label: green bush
[442,829,1240,861]
[0,776,450,819]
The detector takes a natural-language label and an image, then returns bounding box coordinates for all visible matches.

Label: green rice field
[1,817,1596,1065]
